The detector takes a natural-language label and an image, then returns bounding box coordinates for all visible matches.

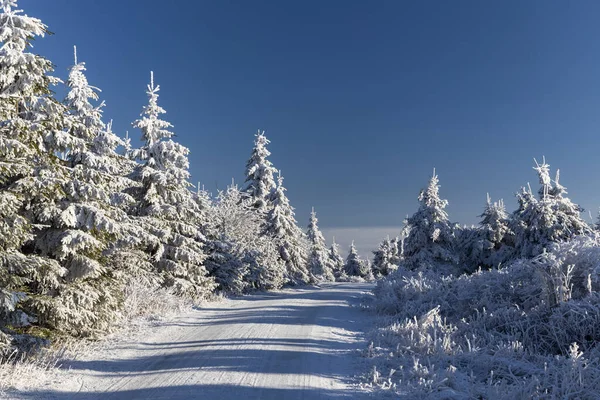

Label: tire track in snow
[7,282,374,400]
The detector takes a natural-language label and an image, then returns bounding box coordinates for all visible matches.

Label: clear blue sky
[23,0,600,240]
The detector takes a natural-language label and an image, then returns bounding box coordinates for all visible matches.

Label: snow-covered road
[13,282,374,400]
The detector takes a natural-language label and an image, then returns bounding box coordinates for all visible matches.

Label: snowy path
[11,282,374,400]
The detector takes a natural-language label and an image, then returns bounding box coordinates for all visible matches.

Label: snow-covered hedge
[368,235,600,399]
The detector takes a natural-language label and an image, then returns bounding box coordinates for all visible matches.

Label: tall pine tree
[0,0,86,341]
[512,159,591,258]
[403,170,458,271]
[130,71,215,299]
[327,237,345,280]
[344,241,370,278]
[243,130,277,211]
[263,173,313,285]
[306,208,334,281]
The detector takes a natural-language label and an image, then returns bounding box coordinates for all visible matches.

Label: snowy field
[3,283,374,400]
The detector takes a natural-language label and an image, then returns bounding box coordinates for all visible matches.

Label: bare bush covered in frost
[204,184,285,294]
[368,235,600,398]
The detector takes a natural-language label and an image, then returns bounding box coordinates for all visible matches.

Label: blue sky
[22,0,600,254]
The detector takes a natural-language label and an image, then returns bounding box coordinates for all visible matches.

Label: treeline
[368,162,600,398]
[371,159,593,277]
[0,1,365,354]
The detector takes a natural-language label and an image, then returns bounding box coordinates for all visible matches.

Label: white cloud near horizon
[321,226,402,261]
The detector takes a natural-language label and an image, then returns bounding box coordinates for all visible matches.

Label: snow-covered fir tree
[193,182,212,229]
[344,241,370,278]
[476,194,513,267]
[456,193,514,273]
[32,47,170,336]
[204,183,284,294]
[0,0,95,341]
[263,173,313,285]
[371,236,400,277]
[403,170,458,272]
[306,207,334,281]
[243,130,277,211]
[130,71,215,299]
[512,159,591,259]
[327,237,345,280]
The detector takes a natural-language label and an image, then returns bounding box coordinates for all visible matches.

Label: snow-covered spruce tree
[242,130,278,211]
[371,236,400,278]
[327,237,345,280]
[193,182,212,230]
[512,159,591,259]
[344,241,370,278]
[0,0,90,344]
[204,183,284,294]
[29,47,168,336]
[306,207,334,281]
[397,220,411,259]
[130,71,215,299]
[263,173,314,285]
[403,170,458,272]
[456,193,514,273]
[475,194,513,268]
[391,236,402,263]
[454,223,480,273]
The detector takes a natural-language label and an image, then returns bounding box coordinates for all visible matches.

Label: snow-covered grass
[0,275,206,394]
[365,235,600,399]
[0,337,89,394]
[120,274,194,322]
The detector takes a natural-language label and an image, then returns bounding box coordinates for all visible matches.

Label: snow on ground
[3,282,375,400]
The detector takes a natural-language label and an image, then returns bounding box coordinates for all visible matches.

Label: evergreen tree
[243,130,277,211]
[130,71,215,299]
[193,182,212,229]
[458,194,513,273]
[306,207,334,281]
[344,241,370,278]
[403,170,458,271]
[0,0,85,341]
[390,237,402,263]
[327,237,345,280]
[264,173,313,285]
[33,47,167,336]
[512,159,591,259]
[371,236,400,277]
[477,194,513,267]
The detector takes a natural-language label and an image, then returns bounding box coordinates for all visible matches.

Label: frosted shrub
[204,184,285,294]
[121,275,190,322]
[369,234,600,398]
